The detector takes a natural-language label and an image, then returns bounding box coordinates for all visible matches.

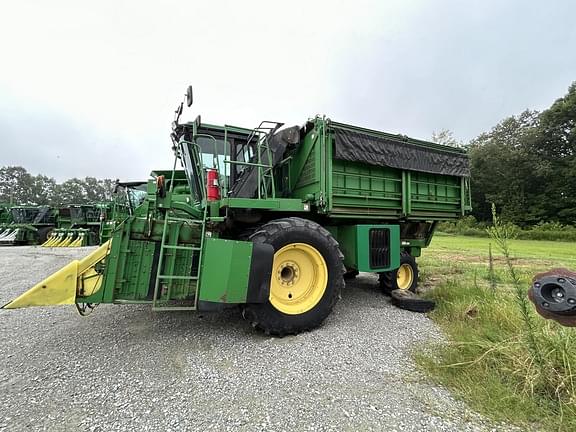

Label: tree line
[433,82,575,227]
[2,82,575,225]
[0,166,115,206]
[467,82,575,226]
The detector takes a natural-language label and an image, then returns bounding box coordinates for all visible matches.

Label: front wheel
[379,252,418,295]
[243,217,344,336]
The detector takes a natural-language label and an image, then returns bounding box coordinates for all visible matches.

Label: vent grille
[369,228,390,269]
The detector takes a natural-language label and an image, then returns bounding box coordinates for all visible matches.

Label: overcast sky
[1,0,575,182]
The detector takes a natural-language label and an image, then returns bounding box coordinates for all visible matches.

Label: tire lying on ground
[379,251,418,295]
[344,269,359,280]
[243,217,344,336]
[390,289,436,313]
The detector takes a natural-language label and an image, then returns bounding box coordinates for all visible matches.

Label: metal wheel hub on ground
[397,263,414,290]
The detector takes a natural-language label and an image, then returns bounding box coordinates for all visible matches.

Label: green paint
[220,197,306,211]
[198,238,253,303]
[337,224,400,272]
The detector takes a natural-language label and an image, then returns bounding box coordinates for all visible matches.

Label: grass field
[417,233,576,431]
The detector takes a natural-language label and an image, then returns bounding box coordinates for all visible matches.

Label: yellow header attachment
[2,241,111,309]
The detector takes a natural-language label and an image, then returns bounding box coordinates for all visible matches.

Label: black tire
[37,226,53,244]
[390,289,436,313]
[379,251,419,295]
[243,217,344,336]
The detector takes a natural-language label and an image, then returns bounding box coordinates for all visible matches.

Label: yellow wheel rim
[397,263,414,290]
[269,243,328,315]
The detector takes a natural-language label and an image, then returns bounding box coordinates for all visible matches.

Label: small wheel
[243,217,344,336]
[379,252,418,295]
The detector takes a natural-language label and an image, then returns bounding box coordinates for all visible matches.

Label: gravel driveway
[0,247,508,431]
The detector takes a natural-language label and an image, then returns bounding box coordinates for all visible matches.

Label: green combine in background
[42,203,113,247]
[0,204,11,224]
[0,206,57,246]
[3,87,471,335]
[98,181,147,244]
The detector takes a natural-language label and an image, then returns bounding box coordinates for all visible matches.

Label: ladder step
[158,275,199,280]
[161,244,201,251]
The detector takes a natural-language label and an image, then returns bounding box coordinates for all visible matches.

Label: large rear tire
[379,251,418,295]
[243,217,344,336]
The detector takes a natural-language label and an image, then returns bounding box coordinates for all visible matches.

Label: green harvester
[42,203,112,247]
[0,206,57,246]
[98,182,148,244]
[3,87,471,335]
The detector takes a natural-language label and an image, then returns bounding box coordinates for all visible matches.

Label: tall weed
[418,205,576,430]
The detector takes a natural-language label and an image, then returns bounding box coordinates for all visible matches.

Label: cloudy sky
[1,0,575,182]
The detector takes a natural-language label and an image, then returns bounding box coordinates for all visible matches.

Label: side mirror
[186,85,193,107]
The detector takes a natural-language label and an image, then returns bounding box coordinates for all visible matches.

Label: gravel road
[0,247,510,432]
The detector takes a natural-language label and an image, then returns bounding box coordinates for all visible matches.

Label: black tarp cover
[333,127,470,177]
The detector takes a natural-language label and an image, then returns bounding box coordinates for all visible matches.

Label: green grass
[417,233,576,431]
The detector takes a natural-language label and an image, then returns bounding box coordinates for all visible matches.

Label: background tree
[431,129,463,147]
[0,166,38,204]
[468,110,542,225]
[531,82,576,223]
[468,82,576,226]
[0,166,115,206]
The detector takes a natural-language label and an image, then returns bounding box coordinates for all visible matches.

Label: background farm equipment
[42,203,112,247]
[98,182,147,244]
[0,204,12,224]
[4,87,471,335]
[0,206,57,246]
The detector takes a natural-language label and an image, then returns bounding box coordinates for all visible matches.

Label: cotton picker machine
[2,86,471,335]
[42,204,112,247]
[98,181,148,244]
[0,206,57,246]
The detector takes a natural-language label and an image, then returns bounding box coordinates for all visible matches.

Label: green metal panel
[336,224,400,272]
[198,238,253,303]
[220,197,307,211]
[409,172,462,214]
[286,118,468,221]
[290,127,322,205]
[331,159,403,217]
[115,239,157,301]
[329,159,465,219]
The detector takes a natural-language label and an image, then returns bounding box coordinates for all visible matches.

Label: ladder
[152,141,208,311]
[151,211,205,311]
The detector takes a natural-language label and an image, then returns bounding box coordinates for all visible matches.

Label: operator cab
[170,85,293,201]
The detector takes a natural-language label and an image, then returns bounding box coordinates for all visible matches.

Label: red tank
[206,169,220,201]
